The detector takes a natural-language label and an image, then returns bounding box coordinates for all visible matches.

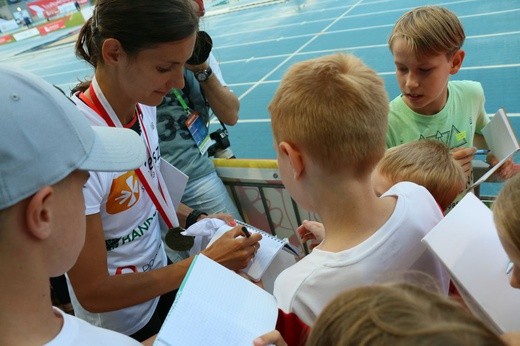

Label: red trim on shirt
[275,309,310,346]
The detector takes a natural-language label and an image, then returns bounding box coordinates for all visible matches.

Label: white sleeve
[208,52,226,86]
[83,172,106,215]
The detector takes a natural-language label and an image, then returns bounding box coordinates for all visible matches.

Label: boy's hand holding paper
[486,154,519,181]
[471,108,520,187]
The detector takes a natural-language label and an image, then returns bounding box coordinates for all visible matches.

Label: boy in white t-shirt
[299,139,467,246]
[269,54,449,326]
[0,66,144,345]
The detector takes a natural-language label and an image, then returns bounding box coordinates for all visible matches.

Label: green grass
[63,12,86,28]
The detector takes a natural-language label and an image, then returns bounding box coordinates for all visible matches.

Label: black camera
[187,31,213,65]
[207,127,235,159]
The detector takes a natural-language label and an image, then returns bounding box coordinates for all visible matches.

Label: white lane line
[237,0,366,101]
[212,114,520,124]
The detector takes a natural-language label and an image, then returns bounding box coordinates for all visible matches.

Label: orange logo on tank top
[106,172,140,214]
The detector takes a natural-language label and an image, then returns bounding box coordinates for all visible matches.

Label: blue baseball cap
[0,65,146,210]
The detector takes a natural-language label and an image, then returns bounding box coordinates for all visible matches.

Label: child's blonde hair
[269,53,388,174]
[388,6,465,58]
[493,173,520,256]
[306,282,504,346]
[376,140,465,210]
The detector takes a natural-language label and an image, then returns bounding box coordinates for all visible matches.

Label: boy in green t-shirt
[386,6,517,180]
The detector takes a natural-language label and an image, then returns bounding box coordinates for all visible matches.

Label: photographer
[156,24,242,261]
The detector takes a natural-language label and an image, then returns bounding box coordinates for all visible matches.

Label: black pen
[241,226,251,238]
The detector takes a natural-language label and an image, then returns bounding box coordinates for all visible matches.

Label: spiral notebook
[154,254,278,345]
[207,220,297,281]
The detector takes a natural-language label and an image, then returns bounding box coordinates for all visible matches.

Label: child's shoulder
[383,182,440,211]
[383,181,428,194]
[448,80,484,97]
[381,182,443,229]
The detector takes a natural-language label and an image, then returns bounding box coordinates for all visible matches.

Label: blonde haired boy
[0,66,144,344]
[493,173,520,289]
[299,140,466,245]
[493,175,520,345]
[270,53,449,325]
[386,6,516,180]
[306,282,504,346]
[374,139,466,211]
[257,282,504,346]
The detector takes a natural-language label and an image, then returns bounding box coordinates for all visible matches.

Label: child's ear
[25,187,53,240]
[449,50,465,74]
[279,141,304,179]
[102,38,124,65]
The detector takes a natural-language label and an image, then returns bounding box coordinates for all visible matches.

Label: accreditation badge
[185,110,212,155]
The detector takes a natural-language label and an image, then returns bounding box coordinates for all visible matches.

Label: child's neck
[0,251,62,345]
[313,178,396,252]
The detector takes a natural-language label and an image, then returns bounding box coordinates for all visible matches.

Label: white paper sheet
[160,158,188,210]
[423,193,520,332]
[154,255,278,346]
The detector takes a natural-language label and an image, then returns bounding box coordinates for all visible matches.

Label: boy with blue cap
[0,66,146,345]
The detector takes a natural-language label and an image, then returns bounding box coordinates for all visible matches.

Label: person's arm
[185,61,239,125]
[67,214,260,312]
[473,133,488,149]
[486,154,519,180]
[67,213,193,312]
[176,202,235,229]
[142,335,157,346]
[176,203,196,228]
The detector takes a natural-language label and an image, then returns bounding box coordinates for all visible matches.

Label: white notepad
[154,254,278,346]
[207,220,297,282]
[471,108,520,188]
[422,193,520,332]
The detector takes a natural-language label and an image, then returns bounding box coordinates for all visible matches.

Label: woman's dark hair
[73,0,198,93]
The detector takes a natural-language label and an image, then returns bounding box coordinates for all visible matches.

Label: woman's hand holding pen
[201,226,261,271]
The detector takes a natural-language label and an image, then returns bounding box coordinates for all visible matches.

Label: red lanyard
[83,86,154,160]
[78,79,179,229]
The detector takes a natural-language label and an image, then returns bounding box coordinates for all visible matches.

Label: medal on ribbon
[165,227,194,251]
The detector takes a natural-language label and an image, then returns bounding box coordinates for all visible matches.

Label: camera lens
[208,128,235,159]
[214,148,236,159]
[186,31,213,65]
